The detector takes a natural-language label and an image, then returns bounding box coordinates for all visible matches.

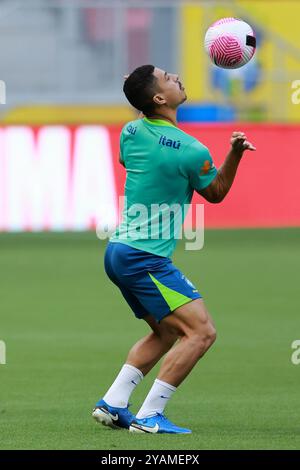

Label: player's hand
[231,131,256,153]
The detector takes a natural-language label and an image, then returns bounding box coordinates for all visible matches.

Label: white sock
[103,364,143,408]
[136,378,176,419]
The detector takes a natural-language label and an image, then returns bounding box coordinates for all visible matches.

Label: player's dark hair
[123,65,158,116]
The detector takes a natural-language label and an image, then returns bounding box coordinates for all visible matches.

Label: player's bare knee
[206,325,217,348]
[186,333,208,356]
[191,322,216,354]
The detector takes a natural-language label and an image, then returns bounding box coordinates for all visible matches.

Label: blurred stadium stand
[0,0,300,124]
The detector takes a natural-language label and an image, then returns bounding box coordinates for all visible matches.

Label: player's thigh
[161,298,216,339]
[129,262,202,323]
[118,285,149,320]
[104,243,148,320]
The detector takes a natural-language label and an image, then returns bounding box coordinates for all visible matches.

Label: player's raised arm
[199,131,256,204]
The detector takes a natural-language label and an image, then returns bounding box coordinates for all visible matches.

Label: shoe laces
[139,412,167,424]
[155,412,168,421]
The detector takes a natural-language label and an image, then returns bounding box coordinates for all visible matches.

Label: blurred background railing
[0,0,300,124]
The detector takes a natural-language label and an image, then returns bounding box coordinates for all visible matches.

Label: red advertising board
[0,124,299,231]
[111,123,300,228]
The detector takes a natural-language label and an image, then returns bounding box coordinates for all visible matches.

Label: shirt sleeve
[182,140,218,191]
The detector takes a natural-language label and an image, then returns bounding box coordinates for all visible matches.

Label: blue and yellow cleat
[92,399,135,430]
[129,413,192,434]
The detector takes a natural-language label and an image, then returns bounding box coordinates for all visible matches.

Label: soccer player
[92,65,255,434]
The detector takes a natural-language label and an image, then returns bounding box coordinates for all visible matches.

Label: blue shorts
[104,242,201,322]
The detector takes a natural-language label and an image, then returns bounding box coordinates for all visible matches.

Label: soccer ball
[204,17,256,69]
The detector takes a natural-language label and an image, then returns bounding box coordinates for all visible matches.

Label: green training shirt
[110,117,217,258]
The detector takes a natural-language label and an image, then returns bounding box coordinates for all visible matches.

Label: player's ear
[153,94,167,106]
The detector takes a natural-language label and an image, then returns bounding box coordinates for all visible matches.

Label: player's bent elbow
[198,182,225,204]
[201,192,224,204]
[211,194,225,204]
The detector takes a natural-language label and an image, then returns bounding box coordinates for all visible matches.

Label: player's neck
[146,110,177,127]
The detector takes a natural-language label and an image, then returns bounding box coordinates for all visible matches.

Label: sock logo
[160,395,169,399]
[131,380,137,385]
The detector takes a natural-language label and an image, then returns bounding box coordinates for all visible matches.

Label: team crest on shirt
[200,160,213,175]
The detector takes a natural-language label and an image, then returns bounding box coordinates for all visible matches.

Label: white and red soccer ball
[204,17,256,69]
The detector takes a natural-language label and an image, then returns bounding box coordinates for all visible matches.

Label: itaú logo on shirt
[159,135,181,149]
[127,124,137,135]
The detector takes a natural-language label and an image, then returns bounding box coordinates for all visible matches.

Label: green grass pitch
[0,229,299,450]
